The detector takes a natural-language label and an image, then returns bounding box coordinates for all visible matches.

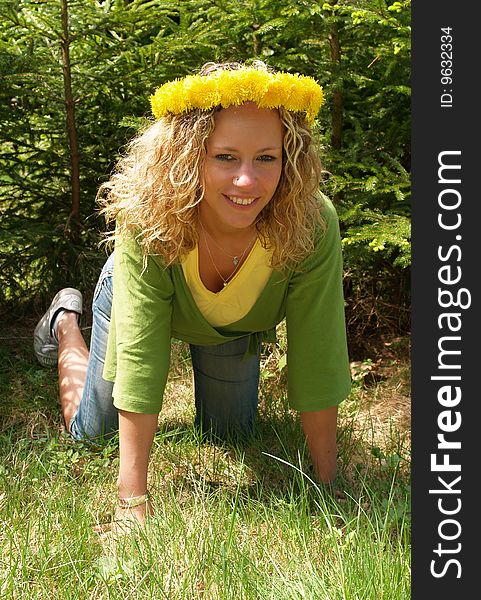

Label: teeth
[228,196,256,205]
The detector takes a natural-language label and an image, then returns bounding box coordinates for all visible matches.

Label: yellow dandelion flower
[189,76,221,110]
[173,81,193,114]
[304,84,324,123]
[150,80,186,117]
[215,70,246,107]
[150,67,324,124]
[259,73,293,110]
[236,68,270,105]
[286,75,312,114]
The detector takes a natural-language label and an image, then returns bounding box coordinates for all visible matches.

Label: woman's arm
[284,199,351,415]
[300,406,338,485]
[106,233,172,525]
[117,410,158,522]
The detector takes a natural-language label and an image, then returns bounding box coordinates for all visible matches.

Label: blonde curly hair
[98,61,325,270]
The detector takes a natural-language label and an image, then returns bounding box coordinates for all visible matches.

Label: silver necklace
[199,220,256,267]
[200,223,255,287]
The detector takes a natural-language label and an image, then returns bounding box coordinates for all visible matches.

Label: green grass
[0,320,411,599]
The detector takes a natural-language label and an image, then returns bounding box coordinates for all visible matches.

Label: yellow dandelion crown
[149,66,324,125]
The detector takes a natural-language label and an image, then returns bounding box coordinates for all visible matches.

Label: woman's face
[200,102,284,234]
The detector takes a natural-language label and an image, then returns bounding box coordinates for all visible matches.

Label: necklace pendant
[232,256,239,267]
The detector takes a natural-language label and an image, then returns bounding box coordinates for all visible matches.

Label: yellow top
[181,239,273,326]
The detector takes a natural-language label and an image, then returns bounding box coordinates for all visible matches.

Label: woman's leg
[57,311,89,430]
[189,336,260,440]
[69,253,117,440]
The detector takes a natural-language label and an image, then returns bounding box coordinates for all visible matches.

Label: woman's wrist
[118,491,150,509]
[115,491,154,524]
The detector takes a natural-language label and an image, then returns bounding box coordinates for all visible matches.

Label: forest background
[0,0,410,346]
[0,1,411,597]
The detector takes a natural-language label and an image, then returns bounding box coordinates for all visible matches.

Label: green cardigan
[104,198,351,413]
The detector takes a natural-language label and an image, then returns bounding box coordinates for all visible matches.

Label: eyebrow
[211,146,282,152]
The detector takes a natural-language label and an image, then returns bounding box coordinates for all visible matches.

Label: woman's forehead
[210,103,283,143]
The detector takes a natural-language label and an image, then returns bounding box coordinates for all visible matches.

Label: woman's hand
[113,495,154,532]
[94,495,153,535]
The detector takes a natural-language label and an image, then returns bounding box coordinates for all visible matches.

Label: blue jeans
[69,253,260,442]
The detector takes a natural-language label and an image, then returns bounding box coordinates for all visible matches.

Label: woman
[34,61,351,526]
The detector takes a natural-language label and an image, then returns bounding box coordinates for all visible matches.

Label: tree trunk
[328,4,343,152]
[60,0,81,239]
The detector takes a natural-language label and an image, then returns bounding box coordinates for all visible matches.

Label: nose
[233,163,257,188]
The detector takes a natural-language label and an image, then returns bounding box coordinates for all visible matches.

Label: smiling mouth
[225,195,257,206]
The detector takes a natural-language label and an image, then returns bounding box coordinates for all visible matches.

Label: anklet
[118,492,149,509]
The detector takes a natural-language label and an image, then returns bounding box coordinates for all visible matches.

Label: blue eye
[258,155,277,162]
[215,154,235,161]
